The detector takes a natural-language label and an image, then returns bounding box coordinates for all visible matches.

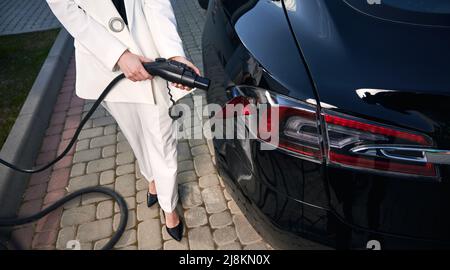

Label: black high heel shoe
[166,219,184,242]
[147,192,158,208]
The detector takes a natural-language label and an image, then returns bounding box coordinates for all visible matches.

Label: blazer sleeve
[46,0,128,71]
[142,0,186,59]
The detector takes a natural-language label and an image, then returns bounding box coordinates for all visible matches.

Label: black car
[199,0,450,249]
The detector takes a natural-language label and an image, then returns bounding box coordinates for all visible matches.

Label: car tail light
[218,86,439,178]
[218,86,323,163]
[264,105,322,161]
[323,111,437,178]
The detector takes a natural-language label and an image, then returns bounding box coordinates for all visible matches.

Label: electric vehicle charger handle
[144,58,210,90]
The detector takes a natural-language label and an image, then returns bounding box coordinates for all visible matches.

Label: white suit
[47,0,191,106]
[47,0,186,212]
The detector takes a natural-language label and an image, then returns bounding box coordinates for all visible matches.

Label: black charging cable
[0,58,210,250]
[0,75,177,250]
[0,187,128,250]
[0,74,124,174]
[0,74,129,250]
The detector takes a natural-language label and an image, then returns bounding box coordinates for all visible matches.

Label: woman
[47,0,201,241]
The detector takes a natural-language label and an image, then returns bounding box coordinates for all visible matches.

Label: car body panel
[202,0,332,248]
[201,0,450,249]
[283,0,450,246]
[283,0,450,135]
[345,0,450,27]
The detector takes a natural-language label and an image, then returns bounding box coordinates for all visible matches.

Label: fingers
[126,71,148,82]
[138,56,153,80]
[171,82,191,91]
[125,65,152,82]
[183,60,201,76]
[169,56,201,76]
[190,64,201,76]
[125,71,137,82]
[138,55,153,63]
[138,66,152,80]
[118,53,154,82]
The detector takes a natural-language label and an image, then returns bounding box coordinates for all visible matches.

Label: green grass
[0,29,60,149]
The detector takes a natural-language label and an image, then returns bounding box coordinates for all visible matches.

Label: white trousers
[101,101,178,212]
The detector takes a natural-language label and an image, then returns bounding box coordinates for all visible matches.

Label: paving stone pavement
[14,0,272,250]
[0,0,60,36]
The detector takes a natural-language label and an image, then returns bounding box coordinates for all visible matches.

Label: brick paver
[13,0,272,250]
[13,57,81,250]
[0,0,60,36]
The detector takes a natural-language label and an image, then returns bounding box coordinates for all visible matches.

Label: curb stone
[0,29,73,218]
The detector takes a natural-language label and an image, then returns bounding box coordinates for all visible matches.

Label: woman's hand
[117,50,154,82]
[169,56,201,91]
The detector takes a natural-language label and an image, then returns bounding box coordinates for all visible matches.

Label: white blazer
[46,0,192,107]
